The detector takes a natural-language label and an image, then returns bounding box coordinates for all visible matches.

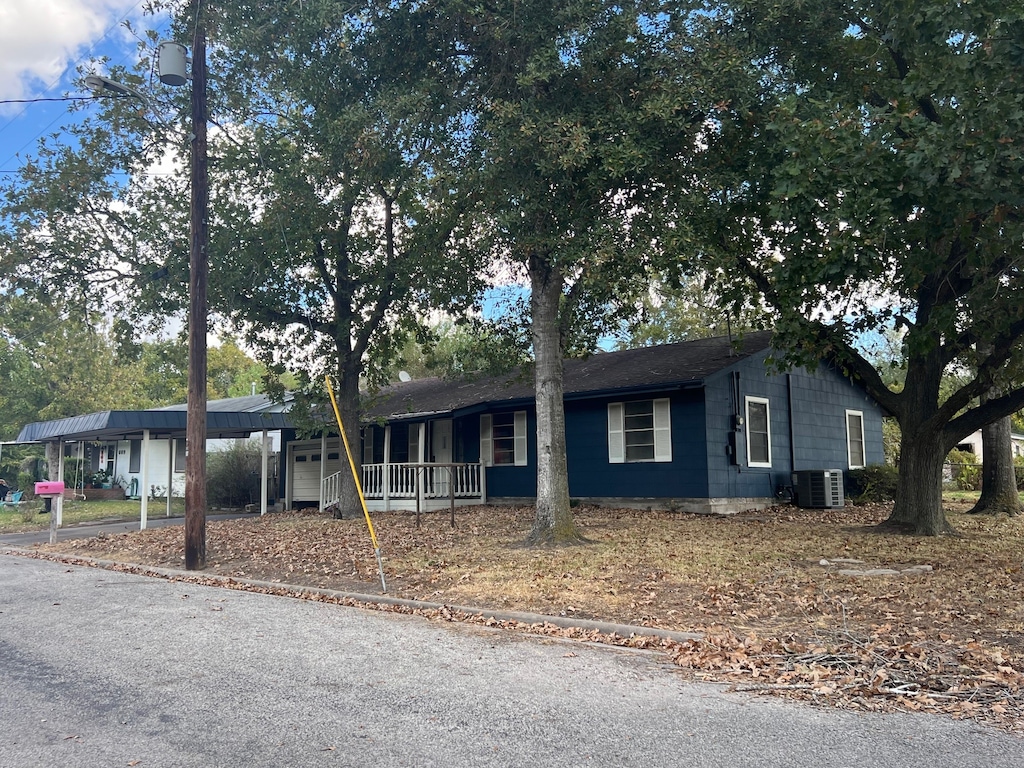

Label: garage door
[290,440,344,502]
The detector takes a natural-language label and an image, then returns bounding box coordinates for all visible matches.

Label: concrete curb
[2,547,702,644]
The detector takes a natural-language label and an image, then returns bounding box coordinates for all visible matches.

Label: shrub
[846,464,899,503]
[16,471,35,496]
[945,449,981,491]
[206,442,263,508]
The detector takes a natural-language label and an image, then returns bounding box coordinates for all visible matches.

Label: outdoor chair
[0,490,25,507]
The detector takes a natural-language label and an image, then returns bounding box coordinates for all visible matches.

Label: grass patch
[0,498,186,534]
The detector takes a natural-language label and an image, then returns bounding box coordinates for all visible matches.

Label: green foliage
[1013,412,1024,435]
[206,442,263,509]
[881,418,902,467]
[0,298,131,439]
[945,449,981,492]
[670,0,1024,533]
[617,275,768,349]
[387,319,531,382]
[846,464,900,503]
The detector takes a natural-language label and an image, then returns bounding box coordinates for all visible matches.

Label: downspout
[383,425,391,512]
[787,373,796,471]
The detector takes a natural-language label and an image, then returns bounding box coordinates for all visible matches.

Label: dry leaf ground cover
[26,501,1024,732]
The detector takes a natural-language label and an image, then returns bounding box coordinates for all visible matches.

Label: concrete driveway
[1,554,1022,768]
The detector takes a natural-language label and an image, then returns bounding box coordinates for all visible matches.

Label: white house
[954,429,1024,463]
[16,394,292,523]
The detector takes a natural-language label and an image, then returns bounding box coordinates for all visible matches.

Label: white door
[432,420,453,496]
[290,445,322,502]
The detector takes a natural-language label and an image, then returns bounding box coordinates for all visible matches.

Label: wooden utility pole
[185,16,208,570]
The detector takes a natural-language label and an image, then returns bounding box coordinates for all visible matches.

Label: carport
[15,400,292,530]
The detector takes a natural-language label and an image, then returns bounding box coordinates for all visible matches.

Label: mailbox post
[35,481,65,545]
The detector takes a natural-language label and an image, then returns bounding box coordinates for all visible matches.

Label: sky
[0,0,162,175]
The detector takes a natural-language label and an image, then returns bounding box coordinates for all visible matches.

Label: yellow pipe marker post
[325,376,387,593]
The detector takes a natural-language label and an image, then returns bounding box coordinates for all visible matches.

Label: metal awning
[15,409,292,444]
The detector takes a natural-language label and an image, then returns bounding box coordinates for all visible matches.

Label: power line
[0,0,158,168]
[0,97,95,104]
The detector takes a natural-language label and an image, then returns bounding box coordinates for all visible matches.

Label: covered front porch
[321,461,486,513]
[292,418,489,513]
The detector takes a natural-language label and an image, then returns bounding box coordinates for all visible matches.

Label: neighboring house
[300,331,885,514]
[15,395,291,516]
[954,430,1024,462]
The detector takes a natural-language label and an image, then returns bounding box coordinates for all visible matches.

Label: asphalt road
[1,554,1021,768]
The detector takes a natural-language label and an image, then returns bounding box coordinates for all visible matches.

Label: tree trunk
[46,441,61,482]
[525,253,584,546]
[969,413,1022,516]
[883,425,955,535]
[334,354,363,519]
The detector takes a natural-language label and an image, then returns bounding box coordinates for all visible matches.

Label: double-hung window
[745,396,772,467]
[608,399,672,463]
[480,412,527,466]
[846,410,866,469]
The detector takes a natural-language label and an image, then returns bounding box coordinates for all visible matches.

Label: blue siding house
[348,332,884,514]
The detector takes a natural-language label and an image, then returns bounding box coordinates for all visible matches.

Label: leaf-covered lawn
[29,501,1024,733]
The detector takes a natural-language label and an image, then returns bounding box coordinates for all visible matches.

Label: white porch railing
[322,462,485,512]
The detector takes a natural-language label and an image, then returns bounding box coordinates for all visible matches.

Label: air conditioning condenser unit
[793,470,844,509]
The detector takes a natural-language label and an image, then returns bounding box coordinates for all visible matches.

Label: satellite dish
[398,371,411,382]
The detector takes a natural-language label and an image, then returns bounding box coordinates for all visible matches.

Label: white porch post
[140,429,150,530]
[318,432,327,514]
[383,425,392,512]
[285,443,293,511]
[166,438,174,517]
[260,429,269,515]
[56,441,65,527]
[416,423,425,513]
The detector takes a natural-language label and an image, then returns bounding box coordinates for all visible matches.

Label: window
[173,439,186,473]
[846,410,866,469]
[608,399,672,464]
[745,397,771,467]
[129,440,142,474]
[103,442,117,476]
[480,412,527,466]
[362,426,375,464]
[390,423,410,463]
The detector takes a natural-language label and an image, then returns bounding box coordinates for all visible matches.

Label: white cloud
[0,0,141,101]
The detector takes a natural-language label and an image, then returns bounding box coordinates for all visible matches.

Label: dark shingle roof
[364,331,773,422]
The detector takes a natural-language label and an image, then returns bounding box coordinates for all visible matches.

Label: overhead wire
[0,0,166,169]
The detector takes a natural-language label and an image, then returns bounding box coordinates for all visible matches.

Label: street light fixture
[84,75,147,102]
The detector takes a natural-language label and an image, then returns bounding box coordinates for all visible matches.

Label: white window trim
[846,409,866,469]
[608,398,672,464]
[745,396,772,468]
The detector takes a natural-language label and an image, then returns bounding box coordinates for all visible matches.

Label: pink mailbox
[35,481,65,497]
